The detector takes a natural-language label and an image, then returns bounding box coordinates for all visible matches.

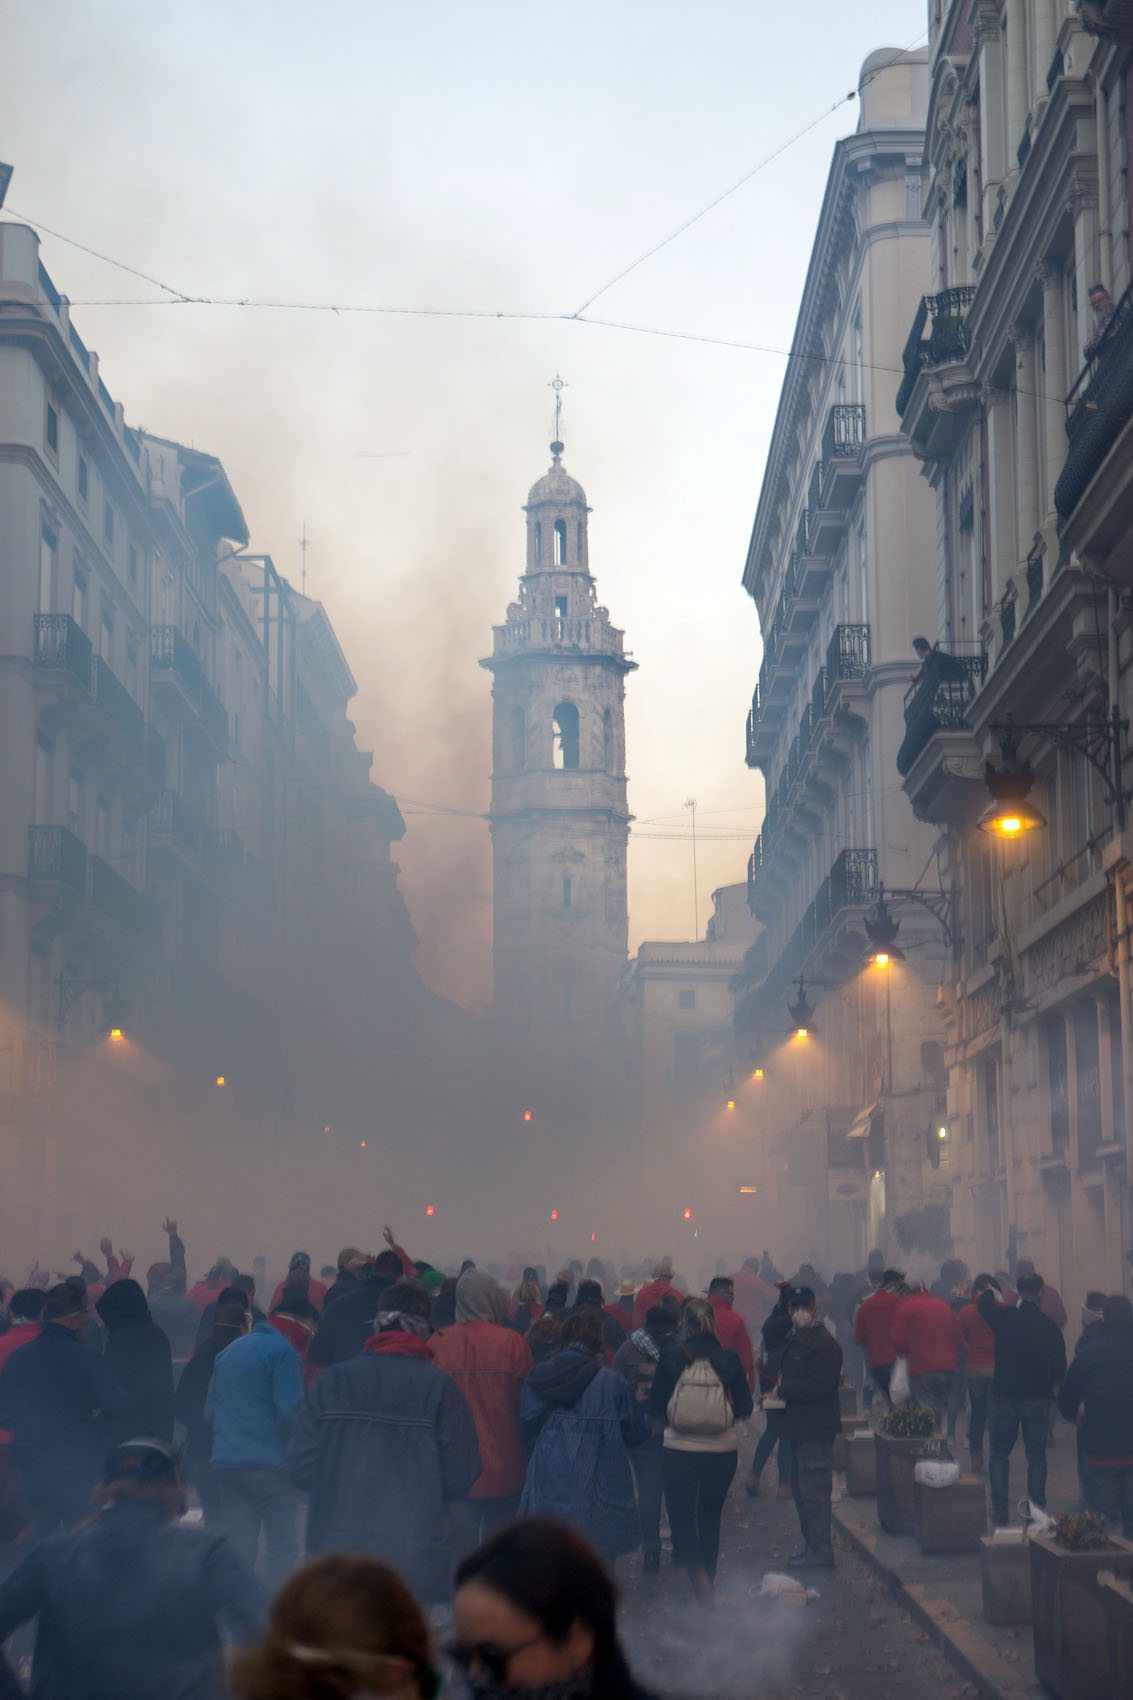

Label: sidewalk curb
[832,1505,1036,1700]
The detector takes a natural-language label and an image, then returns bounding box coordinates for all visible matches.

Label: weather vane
[548,373,567,446]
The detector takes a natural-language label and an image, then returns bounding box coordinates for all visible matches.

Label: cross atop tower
[548,373,567,457]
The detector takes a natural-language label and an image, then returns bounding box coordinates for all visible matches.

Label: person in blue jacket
[519,1308,648,1563]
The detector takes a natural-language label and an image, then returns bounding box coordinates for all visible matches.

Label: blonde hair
[231,1555,433,1700]
[680,1296,717,1340]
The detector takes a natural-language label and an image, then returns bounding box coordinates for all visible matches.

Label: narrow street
[620,1440,975,1700]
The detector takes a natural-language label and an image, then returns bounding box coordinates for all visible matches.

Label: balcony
[897,644,987,777]
[150,626,229,759]
[87,853,160,940]
[813,404,867,536]
[1054,281,1133,528]
[897,289,980,461]
[747,837,763,914]
[150,788,202,875]
[28,825,86,895]
[745,680,778,769]
[33,614,92,690]
[783,555,819,640]
[91,656,144,758]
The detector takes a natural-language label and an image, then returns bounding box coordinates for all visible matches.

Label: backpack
[666,1354,733,1436]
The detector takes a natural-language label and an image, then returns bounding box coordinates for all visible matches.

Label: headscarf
[456,1270,509,1325]
[375,1309,431,1340]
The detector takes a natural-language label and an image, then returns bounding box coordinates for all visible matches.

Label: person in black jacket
[777,1284,842,1570]
[0,1438,262,1700]
[0,1282,126,1537]
[287,1280,480,1601]
[145,1218,199,1370]
[745,1279,794,1497]
[1058,1295,1133,1537]
[95,1278,175,1442]
[978,1273,1066,1525]
[307,1255,400,1367]
[174,1302,249,1523]
[648,1297,753,1599]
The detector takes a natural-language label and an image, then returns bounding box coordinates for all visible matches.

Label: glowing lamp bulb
[938,1126,948,1140]
[323,1125,331,1134]
[795,1027,809,1041]
[523,1110,533,1123]
[726,1099,736,1111]
[108,1028,123,1042]
[550,1208,558,1221]
[874,952,890,967]
[360,1140,367,1149]
[426,1204,435,1216]
[591,1232,596,1242]
[752,1067,764,1080]
[682,1208,692,1221]
[215,1075,226,1087]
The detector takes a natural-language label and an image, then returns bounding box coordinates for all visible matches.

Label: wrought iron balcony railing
[28,825,87,894]
[34,614,92,689]
[896,643,987,777]
[1054,280,1133,522]
[896,287,978,416]
[822,402,866,464]
[93,657,144,755]
[825,623,871,683]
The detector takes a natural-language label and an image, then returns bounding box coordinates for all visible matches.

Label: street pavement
[619,1436,982,1700]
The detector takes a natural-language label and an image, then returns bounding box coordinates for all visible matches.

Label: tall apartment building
[735,50,952,1270]
[895,2,1133,1312]
[0,220,422,1261]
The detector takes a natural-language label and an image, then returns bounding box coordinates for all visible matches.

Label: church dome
[526,443,588,508]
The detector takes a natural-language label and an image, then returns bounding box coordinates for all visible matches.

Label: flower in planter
[878,1405,934,1438]
[1052,1510,1108,1550]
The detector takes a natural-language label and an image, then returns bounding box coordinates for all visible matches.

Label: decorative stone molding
[1021,892,1109,999]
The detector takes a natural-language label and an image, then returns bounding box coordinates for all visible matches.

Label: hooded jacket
[287,1332,480,1601]
[1058,1327,1133,1461]
[853,1286,903,1370]
[518,1345,649,1558]
[205,1322,304,1470]
[632,1277,682,1330]
[0,1497,263,1700]
[708,1296,755,1392]
[307,1273,392,1368]
[430,1273,533,1500]
[95,1280,175,1443]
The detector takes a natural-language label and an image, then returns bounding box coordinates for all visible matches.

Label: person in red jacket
[732,1258,779,1334]
[957,1274,998,1468]
[707,1277,755,1392]
[429,1268,533,1555]
[268,1252,328,1316]
[852,1270,906,1405]
[632,1261,684,1328]
[891,1284,962,1433]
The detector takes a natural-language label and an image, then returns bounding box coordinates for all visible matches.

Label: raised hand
[100,1237,114,1260]
[382,1225,396,1249]
[162,1218,178,1237]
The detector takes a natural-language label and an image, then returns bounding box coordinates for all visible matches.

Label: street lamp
[787,977,817,1040]
[863,888,907,966]
[979,713,1131,835]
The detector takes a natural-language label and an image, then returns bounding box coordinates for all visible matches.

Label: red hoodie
[430,1320,533,1499]
[891,1291,962,1378]
[633,1277,683,1329]
[709,1296,755,1392]
[853,1287,903,1369]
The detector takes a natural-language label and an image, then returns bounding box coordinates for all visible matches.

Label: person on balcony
[1084,282,1119,361]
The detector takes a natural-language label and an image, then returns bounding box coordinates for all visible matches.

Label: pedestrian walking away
[978,1272,1067,1525]
[1058,1294,1133,1537]
[777,1284,842,1571]
[613,1304,678,1574]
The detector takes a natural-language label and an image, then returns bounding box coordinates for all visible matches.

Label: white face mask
[791,1309,815,1328]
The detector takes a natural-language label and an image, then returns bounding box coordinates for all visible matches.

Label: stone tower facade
[482,440,635,1045]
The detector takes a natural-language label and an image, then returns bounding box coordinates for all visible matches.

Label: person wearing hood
[0,1439,263,1700]
[146,1218,198,1369]
[288,1280,480,1601]
[519,1308,648,1565]
[648,1297,753,1599]
[269,1252,328,1316]
[613,1305,678,1574]
[1058,1295,1133,1537]
[431,1270,534,1553]
[95,1277,175,1443]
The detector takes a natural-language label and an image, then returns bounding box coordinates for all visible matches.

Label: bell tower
[482,421,636,1047]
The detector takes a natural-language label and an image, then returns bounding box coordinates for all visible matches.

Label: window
[555,594,567,618]
[562,877,572,909]
[34,733,53,820]
[533,521,542,566]
[99,609,114,663]
[553,518,567,565]
[68,765,84,834]
[126,639,138,698]
[97,799,110,856]
[577,521,584,561]
[1045,1015,1069,1154]
[603,708,613,769]
[39,524,56,612]
[1074,998,1102,1163]
[128,544,138,586]
[45,402,58,456]
[679,989,696,1010]
[78,456,88,503]
[103,501,114,547]
[552,701,579,770]
[72,570,87,630]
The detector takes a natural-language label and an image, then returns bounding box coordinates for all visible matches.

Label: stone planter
[981,1535,1031,1626]
[914,1474,986,1553]
[1029,1531,1133,1700]
[875,1432,932,1534]
[845,1430,877,1496]
[1099,1569,1133,1697]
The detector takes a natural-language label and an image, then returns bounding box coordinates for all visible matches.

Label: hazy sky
[2,0,924,1009]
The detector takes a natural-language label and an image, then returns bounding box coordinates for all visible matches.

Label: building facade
[735,50,954,1271]
[895,1,1133,1314]
[482,441,635,1050]
[0,219,424,1263]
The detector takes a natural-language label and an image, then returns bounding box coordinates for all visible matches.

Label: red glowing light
[550,1208,558,1221]
[523,1110,533,1122]
[425,1204,435,1217]
[682,1208,692,1220]
[360,1140,367,1149]
[591,1232,596,1241]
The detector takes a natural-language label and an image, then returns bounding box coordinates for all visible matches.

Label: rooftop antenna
[548,373,567,456]
[684,797,699,939]
[299,521,309,596]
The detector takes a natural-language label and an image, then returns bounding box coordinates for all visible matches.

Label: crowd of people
[0,1227,1130,1697]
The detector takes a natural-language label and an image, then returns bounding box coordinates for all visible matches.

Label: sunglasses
[446,1632,546,1684]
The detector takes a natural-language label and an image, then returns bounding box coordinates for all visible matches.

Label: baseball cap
[105,1439,181,1485]
[785,1284,816,1310]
